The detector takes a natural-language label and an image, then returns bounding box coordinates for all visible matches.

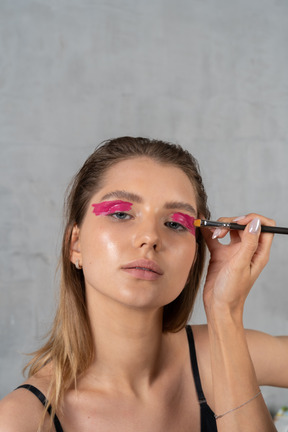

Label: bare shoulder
[188,325,214,405]
[0,387,43,432]
[188,324,211,378]
[190,324,209,353]
[245,328,288,387]
[170,324,209,356]
[0,367,53,432]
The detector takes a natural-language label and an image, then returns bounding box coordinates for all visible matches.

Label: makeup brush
[194,219,288,235]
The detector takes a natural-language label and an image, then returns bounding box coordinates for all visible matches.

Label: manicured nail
[249,217,261,234]
[233,215,246,222]
[212,228,222,239]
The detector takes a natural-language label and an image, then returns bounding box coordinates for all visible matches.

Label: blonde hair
[25,137,210,421]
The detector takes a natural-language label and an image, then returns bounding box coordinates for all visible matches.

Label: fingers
[233,216,274,284]
[229,214,275,265]
[235,217,262,267]
[201,215,241,253]
[202,213,275,268]
[201,224,221,253]
[203,214,275,241]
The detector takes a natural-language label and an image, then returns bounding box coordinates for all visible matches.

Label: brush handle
[200,220,288,235]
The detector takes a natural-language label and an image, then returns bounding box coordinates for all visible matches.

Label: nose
[132,219,162,252]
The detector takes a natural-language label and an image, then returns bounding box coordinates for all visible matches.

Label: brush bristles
[194,219,202,227]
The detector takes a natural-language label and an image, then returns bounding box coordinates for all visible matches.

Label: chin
[114,284,182,311]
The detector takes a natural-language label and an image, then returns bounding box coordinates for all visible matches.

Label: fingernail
[249,217,261,234]
[233,215,246,222]
[212,228,222,239]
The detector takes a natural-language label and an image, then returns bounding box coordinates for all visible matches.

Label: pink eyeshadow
[172,212,196,236]
[92,200,133,215]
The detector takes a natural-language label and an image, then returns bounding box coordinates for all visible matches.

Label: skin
[0,157,287,432]
[74,157,197,311]
[66,158,200,431]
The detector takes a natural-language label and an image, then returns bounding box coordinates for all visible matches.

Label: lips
[121,259,164,278]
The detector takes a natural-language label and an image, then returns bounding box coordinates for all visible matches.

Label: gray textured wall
[1,0,288,414]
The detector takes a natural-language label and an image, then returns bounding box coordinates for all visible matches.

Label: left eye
[110,212,131,220]
[165,221,187,231]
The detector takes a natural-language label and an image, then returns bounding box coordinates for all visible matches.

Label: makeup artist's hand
[202,214,275,319]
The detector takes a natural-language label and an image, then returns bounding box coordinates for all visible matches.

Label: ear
[70,224,82,266]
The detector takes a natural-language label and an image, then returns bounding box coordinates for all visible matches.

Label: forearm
[207,309,276,432]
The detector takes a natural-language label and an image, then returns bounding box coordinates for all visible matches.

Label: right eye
[109,212,132,220]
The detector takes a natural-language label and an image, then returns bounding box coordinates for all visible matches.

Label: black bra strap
[185,325,207,404]
[15,384,64,432]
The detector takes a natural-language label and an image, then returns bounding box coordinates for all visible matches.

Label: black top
[15,384,63,432]
[185,325,218,431]
[16,326,217,432]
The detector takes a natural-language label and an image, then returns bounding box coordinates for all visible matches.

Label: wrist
[206,307,244,337]
[205,302,244,333]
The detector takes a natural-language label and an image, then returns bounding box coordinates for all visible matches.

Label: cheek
[170,241,196,280]
[98,229,118,249]
[81,230,123,291]
[163,242,196,304]
[179,239,196,262]
[85,229,122,264]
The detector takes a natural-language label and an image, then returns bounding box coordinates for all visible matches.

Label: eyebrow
[164,201,197,216]
[100,190,197,216]
[100,190,143,203]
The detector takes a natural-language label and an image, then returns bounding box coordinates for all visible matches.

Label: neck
[84,290,167,396]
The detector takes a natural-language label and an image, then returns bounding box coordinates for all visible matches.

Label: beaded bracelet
[214,390,262,420]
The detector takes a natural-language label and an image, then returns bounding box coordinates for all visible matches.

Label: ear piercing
[75,259,82,270]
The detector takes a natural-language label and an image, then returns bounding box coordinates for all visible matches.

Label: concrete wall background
[1,0,288,414]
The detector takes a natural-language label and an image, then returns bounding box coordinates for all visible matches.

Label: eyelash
[165,221,187,232]
[109,212,132,220]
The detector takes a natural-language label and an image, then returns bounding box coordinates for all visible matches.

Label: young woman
[0,137,287,432]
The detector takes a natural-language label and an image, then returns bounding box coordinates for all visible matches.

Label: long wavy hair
[25,136,210,422]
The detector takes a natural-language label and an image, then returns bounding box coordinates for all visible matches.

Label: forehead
[97,157,197,209]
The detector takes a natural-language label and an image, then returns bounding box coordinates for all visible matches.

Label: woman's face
[71,157,198,310]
